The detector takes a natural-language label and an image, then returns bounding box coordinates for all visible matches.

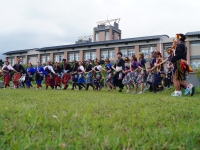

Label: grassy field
[0,87,200,149]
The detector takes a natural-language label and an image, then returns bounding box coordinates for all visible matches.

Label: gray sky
[0,0,200,59]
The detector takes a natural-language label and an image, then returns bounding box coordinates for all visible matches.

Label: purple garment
[131,61,139,70]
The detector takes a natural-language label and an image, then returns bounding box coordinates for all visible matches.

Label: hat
[62,59,66,62]
[124,57,130,62]
[117,52,122,57]
[176,33,186,42]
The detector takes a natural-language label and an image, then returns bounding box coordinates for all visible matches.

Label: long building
[3,19,200,85]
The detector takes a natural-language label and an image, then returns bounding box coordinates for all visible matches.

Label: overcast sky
[0,0,200,59]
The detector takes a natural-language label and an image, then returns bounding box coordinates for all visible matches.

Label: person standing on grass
[71,60,79,90]
[77,61,86,90]
[171,33,195,97]
[112,52,125,92]
[61,59,71,90]
[93,59,102,91]
[53,62,62,89]
[2,60,18,89]
[25,62,36,89]
[84,59,95,91]
[122,57,132,93]
[44,60,55,89]
[12,58,26,88]
[35,61,46,90]
[130,55,139,94]
[104,58,115,91]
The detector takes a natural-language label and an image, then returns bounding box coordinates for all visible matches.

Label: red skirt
[4,74,10,85]
[62,74,70,84]
[54,75,61,86]
[13,73,21,86]
[45,75,53,86]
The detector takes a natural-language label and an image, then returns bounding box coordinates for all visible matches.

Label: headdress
[166,47,173,54]
[139,52,144,57]
[124,57,130,62]
[94,59,99,64]
[176,33,186,42]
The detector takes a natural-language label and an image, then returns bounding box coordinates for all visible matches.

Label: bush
[195,68,200,80]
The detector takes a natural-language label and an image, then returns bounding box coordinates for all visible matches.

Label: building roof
[3,48,38,55]
[37,35,169,51]
[185,31,200,36]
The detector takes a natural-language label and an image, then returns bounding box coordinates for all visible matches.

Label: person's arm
[20,65,26,74]
[121,59,125,70]
[50,66,55,74]
[171,44,185,63]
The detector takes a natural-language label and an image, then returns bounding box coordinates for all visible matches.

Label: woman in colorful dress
[151,50,165,93]
[77,61,85,90]
[2,60,18,89]
[104,58,115,91]
[84,60,95,90]
[35,61,46,90]
[130,55,139,94]
[71,60,79,90]
[44,60,55,89]
[171,33,194,96]
[146,52,156,92]
[25,62,36,88]
[53,62,62,89]
[61,59,71,90]
[93,59,102,91]
[122,57,132,93]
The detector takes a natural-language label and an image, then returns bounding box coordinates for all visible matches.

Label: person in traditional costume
[104,58,115,91]
[122,57,132,93]
[171,33,194,96]
[151,50,165,93]
[112,52,125,92]
[130,55,140,94]
[35,61,46,90]
[165,47,174,89]
[71,60,79,90]
[84,59,95,90]
[25,62,36,88]
[12,58,26,88]
[61,59,71,90]
[93,59,102,91]
[146,52,156,92]
[53,62,62,89]
[44,60,55,89]
[137,53,147,94]
[77,61,85,90]
[2,60,18,89]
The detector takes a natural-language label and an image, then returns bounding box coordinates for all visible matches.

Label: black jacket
[171,42,187,63]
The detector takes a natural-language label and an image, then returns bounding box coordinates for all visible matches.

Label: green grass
[0,87,200,149]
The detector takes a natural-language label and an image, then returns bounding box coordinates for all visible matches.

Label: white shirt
[44,65,55,74]
[94,65,102,71]
[79,66,84,71]
[2,65,14,70]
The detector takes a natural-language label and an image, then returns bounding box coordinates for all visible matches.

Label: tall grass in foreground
[0,87,200,149]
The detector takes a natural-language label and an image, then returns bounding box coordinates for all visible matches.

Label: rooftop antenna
[96,18,121,26]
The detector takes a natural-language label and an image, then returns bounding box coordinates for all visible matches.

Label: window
[105,32,109,41]
[21,57,25,64]
[190,41,200,46]
[41,55,50,63]
[91,52,96,60]
[96,33,99,41]
[139,46,156,59]
[120,48,135,58]
[190,59,200,69]
[74,53,79,61]
[54,54,64,62]
[41,56,46,63]
[101,50,114,60]
[163,43,173,58]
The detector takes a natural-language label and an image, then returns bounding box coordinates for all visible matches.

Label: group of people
[0,33,195,97]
